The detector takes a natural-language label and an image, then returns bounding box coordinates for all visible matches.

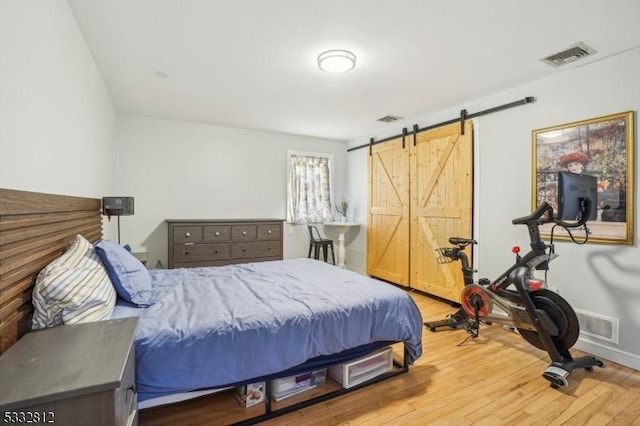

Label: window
[287,151,334,223]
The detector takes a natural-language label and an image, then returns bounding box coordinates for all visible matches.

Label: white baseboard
[575,337,640,371]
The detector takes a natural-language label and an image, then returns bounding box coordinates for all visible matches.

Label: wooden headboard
[0,188,102,354]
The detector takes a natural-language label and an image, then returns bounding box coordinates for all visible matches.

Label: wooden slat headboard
[0,188,102,354]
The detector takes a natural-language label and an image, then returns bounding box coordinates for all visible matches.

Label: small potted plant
[335,197,349,222]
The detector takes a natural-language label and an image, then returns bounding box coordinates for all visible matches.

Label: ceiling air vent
[377,115,402,123]
[540,42,597,67]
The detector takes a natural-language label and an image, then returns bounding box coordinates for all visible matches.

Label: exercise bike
[424,200,605,389]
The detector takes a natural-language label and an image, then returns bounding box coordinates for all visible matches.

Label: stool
[307,225,335,265]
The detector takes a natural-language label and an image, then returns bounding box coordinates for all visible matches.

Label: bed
[111,258,423,404]
[0,188,423,424]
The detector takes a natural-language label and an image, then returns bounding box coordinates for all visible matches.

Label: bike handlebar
[442,200,592,264]
[512,202,553,225]
[511,200,593,229]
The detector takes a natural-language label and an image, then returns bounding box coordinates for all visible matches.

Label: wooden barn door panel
[410,121,473,302]
[367,137,410,285]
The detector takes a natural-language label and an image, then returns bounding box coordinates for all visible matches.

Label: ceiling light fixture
[317,49,356,73]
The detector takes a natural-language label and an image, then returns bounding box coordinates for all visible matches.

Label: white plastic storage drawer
[328,347,393,389]
[270,369,327,401]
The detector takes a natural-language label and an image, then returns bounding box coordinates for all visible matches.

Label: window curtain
[288,155,333,223]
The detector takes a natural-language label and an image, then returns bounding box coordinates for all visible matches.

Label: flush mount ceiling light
[317,49,356,73]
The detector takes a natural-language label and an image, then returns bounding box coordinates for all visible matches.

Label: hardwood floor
[139,290,640,425]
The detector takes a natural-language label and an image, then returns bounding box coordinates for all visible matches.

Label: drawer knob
[242,248,246,252]
[242,231,247,235]
[214,250,219,254]
[185,232,191,237]
[183,249,190,255]
[267,230,272,234]
[215,231,220,236]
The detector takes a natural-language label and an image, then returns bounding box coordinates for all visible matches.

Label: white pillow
[32,235,116,330]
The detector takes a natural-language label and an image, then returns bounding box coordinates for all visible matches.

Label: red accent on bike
[512,246,521,254]
[525,279,543,291]
[461,286,492,318]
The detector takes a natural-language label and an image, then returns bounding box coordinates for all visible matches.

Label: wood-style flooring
[139,290,640,425]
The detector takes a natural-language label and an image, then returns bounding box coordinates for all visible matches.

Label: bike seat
[449,237,477,246]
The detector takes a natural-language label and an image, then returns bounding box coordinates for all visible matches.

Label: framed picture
[532,111,635,244]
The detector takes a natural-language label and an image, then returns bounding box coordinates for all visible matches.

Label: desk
[323,222,360,268]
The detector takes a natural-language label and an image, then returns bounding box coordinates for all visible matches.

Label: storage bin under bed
[328,346,393,389]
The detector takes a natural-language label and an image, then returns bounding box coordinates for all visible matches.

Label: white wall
[347,47,640,369]
[114,115,348,268]
[0,1,116,198]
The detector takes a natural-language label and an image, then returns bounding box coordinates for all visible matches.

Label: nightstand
[132,251,148,266]
[0,317,138,426]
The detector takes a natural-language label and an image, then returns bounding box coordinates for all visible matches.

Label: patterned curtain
[288,155,333,223]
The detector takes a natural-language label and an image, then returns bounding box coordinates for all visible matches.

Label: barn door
[367,137,410,285]
[410,121,473,302]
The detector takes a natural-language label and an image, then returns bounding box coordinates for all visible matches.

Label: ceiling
[67,0,640,141]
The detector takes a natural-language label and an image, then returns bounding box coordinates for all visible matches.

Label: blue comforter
[111,258,423,402]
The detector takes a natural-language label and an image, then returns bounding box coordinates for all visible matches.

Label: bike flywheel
[517,289,580,352]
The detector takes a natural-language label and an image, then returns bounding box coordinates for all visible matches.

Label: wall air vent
[377,115,402,123]
[540,42,597,67]
[575,309,619,344]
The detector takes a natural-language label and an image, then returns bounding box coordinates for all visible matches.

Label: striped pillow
[38,234,105,276]
[32,235,116,330]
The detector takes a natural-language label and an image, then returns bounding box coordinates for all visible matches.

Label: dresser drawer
[173,226,203,243]
[232,241,281,259]
[173,259,230,268]
[257,224,281,240]
[203,225,231,241]
[232,225,257,240]
[174,243,230,261]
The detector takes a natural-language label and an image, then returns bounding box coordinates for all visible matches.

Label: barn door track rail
[350,96,536,154]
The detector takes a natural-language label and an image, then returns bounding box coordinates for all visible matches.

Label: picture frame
[532,111,635,244]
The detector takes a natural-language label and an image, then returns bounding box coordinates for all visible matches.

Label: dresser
[0,317,138,426]
[167,219,284,268]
